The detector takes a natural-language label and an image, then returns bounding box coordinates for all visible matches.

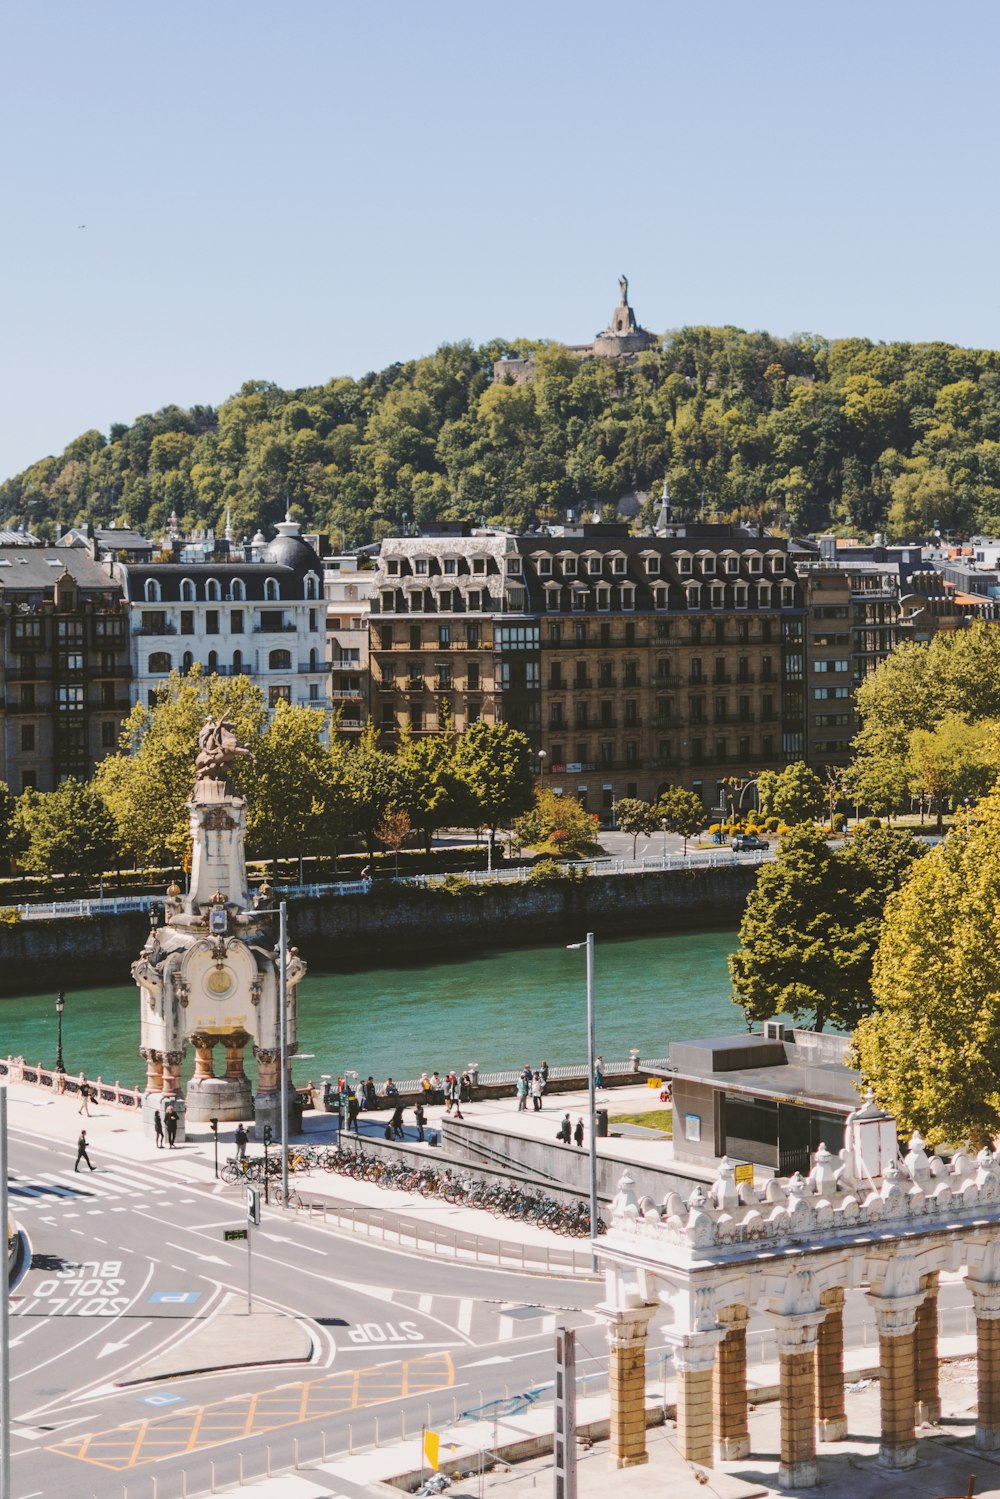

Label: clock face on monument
[204,967,235,999]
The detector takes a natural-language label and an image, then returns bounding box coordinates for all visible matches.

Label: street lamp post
[567,932,599,1271]
[537,749,547,777]
[661,818,668,862]
[54,990,66,1074]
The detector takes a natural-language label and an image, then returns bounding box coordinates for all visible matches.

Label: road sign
[246,1185,261,1227]
[734,1163,754,1186]
[224,1228,248,1242]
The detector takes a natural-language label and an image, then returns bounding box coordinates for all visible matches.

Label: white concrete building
[323,552,375,735]
[119,519,329,714]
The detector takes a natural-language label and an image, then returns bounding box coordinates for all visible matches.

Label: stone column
[141,1047,163,1094]
[915,1272,941,1425]
[967,1279,1000,1450]
[773,1311,825,1489]
[816,1287,848,1442]
[190,1033,216,1081]
[604,1306,655,1469]
[668,1333,724,1470]
[162,1049,184,1097]
[714,1305,750,1460]
[868,1294,922,1469]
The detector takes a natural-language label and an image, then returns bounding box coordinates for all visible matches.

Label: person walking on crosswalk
[75,1130,95,1172]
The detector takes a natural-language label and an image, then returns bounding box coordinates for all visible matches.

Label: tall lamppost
[567,932,599,1271]
[54,990,66,1074]
[537,749,547,778]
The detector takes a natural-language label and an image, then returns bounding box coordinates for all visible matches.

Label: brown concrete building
[369,522,806,816]
[0,549,131,792]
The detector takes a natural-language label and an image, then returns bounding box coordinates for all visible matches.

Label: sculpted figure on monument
[195,716,253,784]
[619,273,629,305]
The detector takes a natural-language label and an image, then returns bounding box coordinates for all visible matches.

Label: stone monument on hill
[132,718,304,1132]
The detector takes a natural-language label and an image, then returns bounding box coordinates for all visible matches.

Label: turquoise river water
[0,929,742,1090]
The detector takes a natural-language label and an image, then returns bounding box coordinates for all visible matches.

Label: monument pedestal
[254,1090,303,1138]
[186,1074,253,1124]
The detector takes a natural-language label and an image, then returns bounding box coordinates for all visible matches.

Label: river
[0,928,741,1090]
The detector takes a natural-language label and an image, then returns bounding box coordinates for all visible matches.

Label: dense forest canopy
[7,326,1000,546]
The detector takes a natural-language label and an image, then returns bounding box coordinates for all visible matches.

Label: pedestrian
[348,1093,361,1135]
[364,1076,378,1111]
[558,1112,571,1144]
[390,1102,405,1140]
[420,1072,432,1100]
[531,1071,544,1112]
[540,1060,549,1086]
[153,1109,164,1148]
[430,1071,443,1105]
[164,1103,179,1148]
[460,1069,473,1103]
[446,1072,464,1120]
[384,1077,399,1099]
[574,1117,584,1148]
[75,1130,95,1172]
[594,1055,605,1090]
[78,1082,91,1116]
[235,1122,248,1160]
[515,1072,528,1112]
[414,1101,426,1142]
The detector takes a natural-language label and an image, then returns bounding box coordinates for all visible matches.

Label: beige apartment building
[369,523,806,817]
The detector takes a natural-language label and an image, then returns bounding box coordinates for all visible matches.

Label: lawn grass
[609,1108,673,1136]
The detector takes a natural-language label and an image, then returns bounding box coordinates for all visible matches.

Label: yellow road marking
[52,1353,454,1470]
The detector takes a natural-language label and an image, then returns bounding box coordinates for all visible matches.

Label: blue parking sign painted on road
[148,1291,200,1304]
[137,1391,184,1407]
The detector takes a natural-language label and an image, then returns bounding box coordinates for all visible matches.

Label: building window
[596,587,610,611]
[20,725,34,752]
[144,579,161,603]
[381,706,396,727]
[563,556,577,577]
[231,610,244,634]
[204,578,220,602]
[21,770,36,790]
[269,649,292,669]
[230,579,246,601]
[625,741,638,764]
[180,610,194,635]
[620,586,635,610]
[265,578,280,601]
[438,625,451,648]
[598,662,612,687]
[148,651,172,673]
[575,702,588,728]
[305,573,320,599]
[645,555,660,575]
[409,625,421,650]
[180,579,195,602]
[624,700,638,726]
[233,649,244,674]
[378,626,393,651]
[268,685,291,707]
[467,662,480,690]
[57,685,84,709]
[600,701,613,727]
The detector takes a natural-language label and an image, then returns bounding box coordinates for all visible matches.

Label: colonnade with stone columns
[602,1247,1000,1488]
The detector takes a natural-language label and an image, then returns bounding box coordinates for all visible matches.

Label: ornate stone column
[141,1047,163,1094]
[714,1305,750,1460]
[868,1293,922,1469]
[773,1311,824,1489]
[667,1332,724,1469]
[967,1278,1000,1450]
[190,1033,216,1081]
[604,1305,655,1468]
[162,1049,184,1097]
[254,1046,280,1096]
[816,1287,847,1442]
[915,1272,941,1425]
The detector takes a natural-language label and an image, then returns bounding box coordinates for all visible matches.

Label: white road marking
[418,1294,433,1314]
[458,1298,474,1336]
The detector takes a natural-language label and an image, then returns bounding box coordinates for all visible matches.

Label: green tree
[95,669,267,865]
[452,720,535,854]
[769,761,825,826]
[853,793,1000,1147]
[614,797,661,858]
[14,780,116,886]
[395,727,463,853]
[375,807,411,875]
[906,714,1000,832]
[245,700,350,868]
[0,780,15,867]
[511,788,602,859]
[343,724,404,854]
[657,786,704,854]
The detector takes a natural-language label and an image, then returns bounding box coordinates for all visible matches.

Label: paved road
[6,1126,607,1497]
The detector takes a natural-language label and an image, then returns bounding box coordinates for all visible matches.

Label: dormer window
[588,557,602,575]
[726,556,739,574]
[735,585,747,608]
[685,583,700,608]
[537,556,552,576]
[748,554,762,574]
[757,583,771,606]
[700,555,716,576]
[206,578,222,601]
[304,573,320,599]
[180,578,195,602]
[620,585,635,609]
[597,587,611,611]
[472,557,487,575]
[264,578,280,602]
[443,557,457,574]
[613,557,627,576]
[653,585,668,609]
[381,590,396,610]
[712,585,725,608]
[506,557,522,575]
[387,559,399,576]
[677,554,692,575]
[563,556,577,577]
[144,578,160,603]
[545,585,561,611]
[644,555,660,575]
[415,558,429,575]
[772,555,786,575]
[230,579,246,601]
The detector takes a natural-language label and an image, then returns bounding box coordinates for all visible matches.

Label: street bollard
[294,1437,299,1467]
[266,1446,272,1477]
[322,1430,327,1461]
[374,1415,380,1447]
[209,1462,215,1494]
[400,1410,405,1440]
[348,1424,353,1456]
[238,1454,244,1483]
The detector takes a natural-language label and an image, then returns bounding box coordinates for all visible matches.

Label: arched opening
[149,652,171,673]
[269,649,291,670]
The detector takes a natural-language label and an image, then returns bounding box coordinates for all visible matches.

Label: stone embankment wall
[0,863,757,993]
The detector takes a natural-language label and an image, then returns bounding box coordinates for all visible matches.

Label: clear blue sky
[4,0,999,482]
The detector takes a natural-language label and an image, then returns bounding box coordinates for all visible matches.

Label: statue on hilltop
[619,273,629,305]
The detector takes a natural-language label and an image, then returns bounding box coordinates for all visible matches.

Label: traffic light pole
[209,1117,219,1178]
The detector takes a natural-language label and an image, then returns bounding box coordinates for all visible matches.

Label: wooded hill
[6,327,1000,546]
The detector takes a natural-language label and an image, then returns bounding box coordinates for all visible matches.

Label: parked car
[731,833,770,853]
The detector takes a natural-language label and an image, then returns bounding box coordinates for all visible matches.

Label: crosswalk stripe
[458,1298,474,1336]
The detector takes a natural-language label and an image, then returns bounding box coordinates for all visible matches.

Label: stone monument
[132,718,305,1132]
